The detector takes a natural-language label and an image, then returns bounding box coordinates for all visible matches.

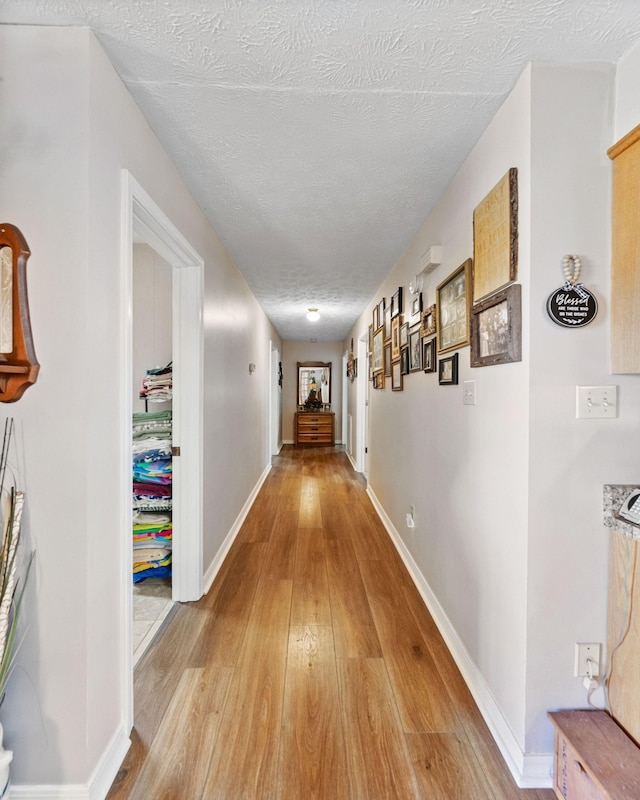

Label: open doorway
[121,171,204,730]
[356,335,369,478]
[269,341,282,456]
[131,244,174,665]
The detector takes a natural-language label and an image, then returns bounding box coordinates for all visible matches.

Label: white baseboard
[281,440,343,447]
[10,785,89,798]
[202,461,272,595]
[366,486,553,790]
[87,723,131,800]
[10,723,130,800]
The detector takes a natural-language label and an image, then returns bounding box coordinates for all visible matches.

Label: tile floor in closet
[133,577,173,665]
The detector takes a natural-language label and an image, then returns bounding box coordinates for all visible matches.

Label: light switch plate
[463,380,476,406]
[576,385,618,419]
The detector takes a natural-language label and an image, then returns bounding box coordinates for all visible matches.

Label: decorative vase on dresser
[294,411,335,446]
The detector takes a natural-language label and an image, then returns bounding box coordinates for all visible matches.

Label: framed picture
[473,168,518,302]
[391,316,401,360]
[373,304,380,331]
[436,259,472,354]
[390,287,403,318]
[391,360,403,391]
[400,347,409,375]
[470,283,522,367]
[372,326,384,373]
[400,321,409,348]
[378,298,386,330]
[421,304,436,337]
[373,370,385,389]
[346,356,357,382]
[384,302,392,341]
[368,323,373,355]
[384,341,392,377]
[411,293,423,317]
[422,338,437,373]
[438,352,459,385]
[408,324,422,372]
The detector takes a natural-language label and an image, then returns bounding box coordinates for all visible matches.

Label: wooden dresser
[294,412,335,447]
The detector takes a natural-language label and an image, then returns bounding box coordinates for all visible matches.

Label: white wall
[132,243,172,411]
[347,64,533,760]
[614,39,640,141]
[281,341,344,443]
[0,25,281,790]
[346,60,640,784]
[526,62,622,753]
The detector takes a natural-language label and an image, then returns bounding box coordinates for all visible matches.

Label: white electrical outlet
[574,642,601,677]
[406,505,415,528]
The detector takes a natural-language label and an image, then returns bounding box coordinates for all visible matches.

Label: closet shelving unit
[132,363,173,584]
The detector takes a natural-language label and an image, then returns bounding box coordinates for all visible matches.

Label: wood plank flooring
[107,445,554,800]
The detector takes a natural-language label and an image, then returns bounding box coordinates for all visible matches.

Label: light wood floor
[108,445,554,799]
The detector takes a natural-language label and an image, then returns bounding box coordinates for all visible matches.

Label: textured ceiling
[2,1,640,340]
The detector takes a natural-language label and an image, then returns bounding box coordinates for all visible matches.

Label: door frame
[121,171,204,729]
[269,340,281,455]
[342,351,348,446]
[356,335,369,477]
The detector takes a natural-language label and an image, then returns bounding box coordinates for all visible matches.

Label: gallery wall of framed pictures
[365,166,521,395]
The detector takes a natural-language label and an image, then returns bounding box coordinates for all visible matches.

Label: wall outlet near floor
[574,642,601,677]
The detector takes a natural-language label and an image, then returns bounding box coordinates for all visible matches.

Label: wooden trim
[608,131,640,372]
[608,123,640,160]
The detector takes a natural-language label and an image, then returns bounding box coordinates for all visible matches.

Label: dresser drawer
[297,431,333,444]
[297,417,332,431]
[295,412,335,446]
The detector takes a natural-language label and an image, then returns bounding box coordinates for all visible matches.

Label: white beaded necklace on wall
[562,254,582,286]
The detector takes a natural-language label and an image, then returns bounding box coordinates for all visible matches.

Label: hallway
[107,446,554,799]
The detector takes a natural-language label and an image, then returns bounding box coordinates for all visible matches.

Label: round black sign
[547,283,598,328]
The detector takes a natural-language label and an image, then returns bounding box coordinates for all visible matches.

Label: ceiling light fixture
[306,308,320,322]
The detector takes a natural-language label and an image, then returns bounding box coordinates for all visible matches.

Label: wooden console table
[294,412,334,446]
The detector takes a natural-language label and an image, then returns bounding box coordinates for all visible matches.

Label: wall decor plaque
[547,255,598,328]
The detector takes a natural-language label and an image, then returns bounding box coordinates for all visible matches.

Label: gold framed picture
[391,316,401,360]
[436,259,472,354]
[372,326,384,373]
[421,304,436,337]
